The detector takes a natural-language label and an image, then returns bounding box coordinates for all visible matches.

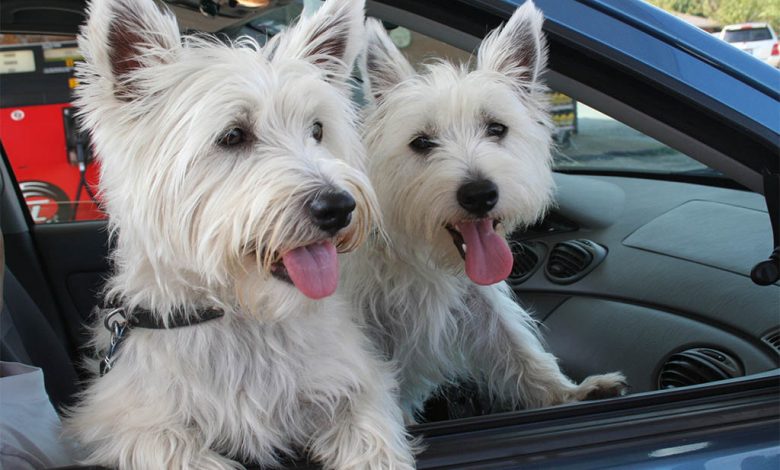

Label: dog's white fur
[345,2,627,422]
[63,0,414,468]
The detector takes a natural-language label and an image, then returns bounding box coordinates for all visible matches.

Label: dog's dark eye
[486,122,508,138]
[409,134,437,153]
[312,121,323,143]
[218,128,246,147]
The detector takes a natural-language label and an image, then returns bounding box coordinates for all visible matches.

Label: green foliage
[647,0,705,16]
[647,0,780,31]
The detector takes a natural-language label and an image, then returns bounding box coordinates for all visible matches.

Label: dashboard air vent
[507,241,546,287]
[545,239,606,284]
[761,329,780,355]
[658,348,744,390]
[514,212,579,240]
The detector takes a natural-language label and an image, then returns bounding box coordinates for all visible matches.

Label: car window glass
[0,3,305,226]
[552,101,709,174]
[227,2,303,45]
[0,34,102,224]
[723,28,772,42]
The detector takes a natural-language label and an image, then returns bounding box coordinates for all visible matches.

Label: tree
[705,0,780,31]
[647,0,780,31]
[647,0,704,16]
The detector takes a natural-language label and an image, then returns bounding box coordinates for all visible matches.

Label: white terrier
[63,0,414,468]
[345,2,627,422]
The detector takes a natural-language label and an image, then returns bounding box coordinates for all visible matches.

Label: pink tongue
[281,241,339,300]
[456,219,513,285]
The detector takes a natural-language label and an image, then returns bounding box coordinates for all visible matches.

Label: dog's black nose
[308,190,356,235]
[457,179,498,216]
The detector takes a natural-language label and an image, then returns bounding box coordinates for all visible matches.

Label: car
[0,0,778,468]
[717,22,780,68]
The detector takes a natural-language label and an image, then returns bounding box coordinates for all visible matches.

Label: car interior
[0,0,778,465]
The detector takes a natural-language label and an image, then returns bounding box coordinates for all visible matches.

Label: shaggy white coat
[345,1,627,422]
[63,0,414,468]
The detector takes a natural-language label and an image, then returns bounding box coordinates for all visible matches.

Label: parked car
[0,0,777,468]
[717,22,780,68]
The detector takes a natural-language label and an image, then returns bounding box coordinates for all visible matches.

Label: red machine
[0,40,103,223]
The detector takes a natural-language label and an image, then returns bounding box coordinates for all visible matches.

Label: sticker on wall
[20,181,75,224]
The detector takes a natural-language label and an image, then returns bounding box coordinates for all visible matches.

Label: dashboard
[509,173,779,392]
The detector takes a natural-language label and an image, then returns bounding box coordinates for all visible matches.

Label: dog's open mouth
[270,260,293,284]
[269,241,339,300]
[445,219,513,286]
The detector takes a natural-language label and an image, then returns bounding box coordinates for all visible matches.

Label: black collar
[99,303,224,376]
[116,306,225,329]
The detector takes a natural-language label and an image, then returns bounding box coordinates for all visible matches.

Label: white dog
[345,2,627,422]
[63,0,415,468]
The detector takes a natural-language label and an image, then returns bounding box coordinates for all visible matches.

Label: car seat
[1,266,79,411]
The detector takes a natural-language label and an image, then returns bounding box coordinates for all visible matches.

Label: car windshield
[723,27,772,42]
[551,102,711,175]
[227,2,303,45]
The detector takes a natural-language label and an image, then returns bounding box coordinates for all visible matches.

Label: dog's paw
[575,372,629,401]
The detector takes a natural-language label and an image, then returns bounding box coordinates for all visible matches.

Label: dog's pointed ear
[267,0,365,83]
[362,18,415,105]
[477,0,547,89]
[79,0,181,99]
